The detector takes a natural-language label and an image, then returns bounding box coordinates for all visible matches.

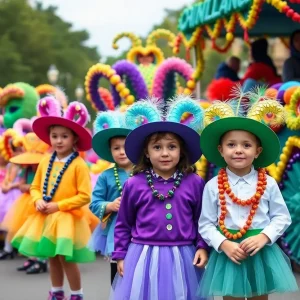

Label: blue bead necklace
[43,151,79,202]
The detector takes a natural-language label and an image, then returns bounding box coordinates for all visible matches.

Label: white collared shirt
[54,152,74,163]
[199,166,291,252]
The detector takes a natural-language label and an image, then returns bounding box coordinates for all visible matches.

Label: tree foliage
[0,0,100,101]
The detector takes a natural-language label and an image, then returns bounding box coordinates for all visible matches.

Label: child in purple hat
[110,97,209,300]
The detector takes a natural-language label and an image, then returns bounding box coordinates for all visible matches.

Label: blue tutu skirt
[198,243,298,298]
[110,243,208,300]
[88,216,116,256]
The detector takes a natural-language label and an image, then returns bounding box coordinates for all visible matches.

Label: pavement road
[0,256,299,300]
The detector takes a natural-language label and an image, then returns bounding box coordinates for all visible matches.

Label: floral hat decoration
[10,131,50,165]
[33,96,92,151]
[200,86,286,168]
[124,95,204,164]
[0,117,35,161]
[92,110,131,163]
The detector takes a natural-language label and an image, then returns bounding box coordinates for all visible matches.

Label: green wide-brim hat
[92,128,131,163]
[200,117,280,168]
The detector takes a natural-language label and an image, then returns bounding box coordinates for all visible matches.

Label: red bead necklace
[218,168,267,240]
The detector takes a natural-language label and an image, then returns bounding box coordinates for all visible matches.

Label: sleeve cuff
[112,251,127,261]
[211,234,227,253]
[197,239,210,251]
[261,226,278,245]
[57,201,68,211]
[99,202,109,221]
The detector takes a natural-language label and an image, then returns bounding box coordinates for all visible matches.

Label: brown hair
[49,125,78,138]
[109,136,126,148]
[133,132,195,175]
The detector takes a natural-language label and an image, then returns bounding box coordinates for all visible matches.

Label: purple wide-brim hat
[125,121,202,164]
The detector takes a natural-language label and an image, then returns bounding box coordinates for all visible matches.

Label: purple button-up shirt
[112,172,208,260]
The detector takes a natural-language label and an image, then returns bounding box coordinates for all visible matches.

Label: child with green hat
[198,99,298,299]
[89,111,133,284]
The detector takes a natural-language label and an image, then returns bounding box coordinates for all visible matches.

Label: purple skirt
[0,188,22,223]
[110,243,207,300]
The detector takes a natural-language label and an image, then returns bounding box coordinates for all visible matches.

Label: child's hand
[36,199,47,213]
[117,260,124,277]
[2,183,11,193]
[19,184,30,193]
[239,233,270,256]
[193,248,208,268]
[107,197,121,213]
[45,202,59,214]
[220,240,248,265]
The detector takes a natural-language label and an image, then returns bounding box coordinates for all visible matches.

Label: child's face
[110,137,131,168]
[146,133,181,177]
[49,126,78,158]
[218,130,262,175]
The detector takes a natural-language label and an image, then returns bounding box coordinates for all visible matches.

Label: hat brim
[92,128,131,163]
[10,152,44,165]
[33,117,92,152]
[125,122,202,164]
[200,117,280,168]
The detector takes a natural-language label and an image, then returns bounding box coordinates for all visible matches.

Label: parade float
[0,83,68,129]
[176,0,300,266]
[84,29,204,111]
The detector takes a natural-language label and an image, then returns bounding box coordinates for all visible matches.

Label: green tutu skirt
[198,230,298,298]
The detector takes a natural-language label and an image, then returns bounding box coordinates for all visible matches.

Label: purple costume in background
[0,164,22,224]
[110,172,209,300]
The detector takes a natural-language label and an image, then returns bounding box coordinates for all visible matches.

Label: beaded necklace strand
[218,168,267,240]
[43,151,79,202]
[145,169,183,201]
[113,164,132,195]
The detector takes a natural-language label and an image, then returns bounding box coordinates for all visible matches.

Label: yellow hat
[10,132,49,165]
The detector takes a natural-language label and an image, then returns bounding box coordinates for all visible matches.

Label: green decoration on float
[178,0,252,33]
[0,82,39,128]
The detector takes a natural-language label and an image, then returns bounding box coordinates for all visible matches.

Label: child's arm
[261,177,291,244]
[6,164,21,189]
[89,174,110,221]
[57,161,91,211]
[112,180,136,261]
[194,178,210,250]
[198,181,228,252]
[30,163,43,204]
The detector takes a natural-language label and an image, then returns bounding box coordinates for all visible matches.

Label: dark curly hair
[133,132,195,175]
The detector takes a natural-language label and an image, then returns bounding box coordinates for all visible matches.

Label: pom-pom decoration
[93,111,121,134]
[85,63,136,110]
[111,60,148,106]
[125,99,162,129]
[64,102,90,127]
[152,58,195,100]
[286,87,300,130]
[203,102,235,127]
[247,100,286,131]
[38,96,62,117]
[98,88,115,110]
[166,95,204,132]
[0,84,25,107]
[206,78,236,102]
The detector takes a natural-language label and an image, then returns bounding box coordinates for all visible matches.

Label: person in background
[215,56,241,81]
[283,30,300,82]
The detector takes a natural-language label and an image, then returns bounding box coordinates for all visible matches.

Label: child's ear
[255,146,263,158]
[218,145,224,157]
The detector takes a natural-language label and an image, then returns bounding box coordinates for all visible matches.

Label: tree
[0,0,100,103]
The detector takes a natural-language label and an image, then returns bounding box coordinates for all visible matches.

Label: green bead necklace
[113,164,132,195]
[145,169,183,201]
